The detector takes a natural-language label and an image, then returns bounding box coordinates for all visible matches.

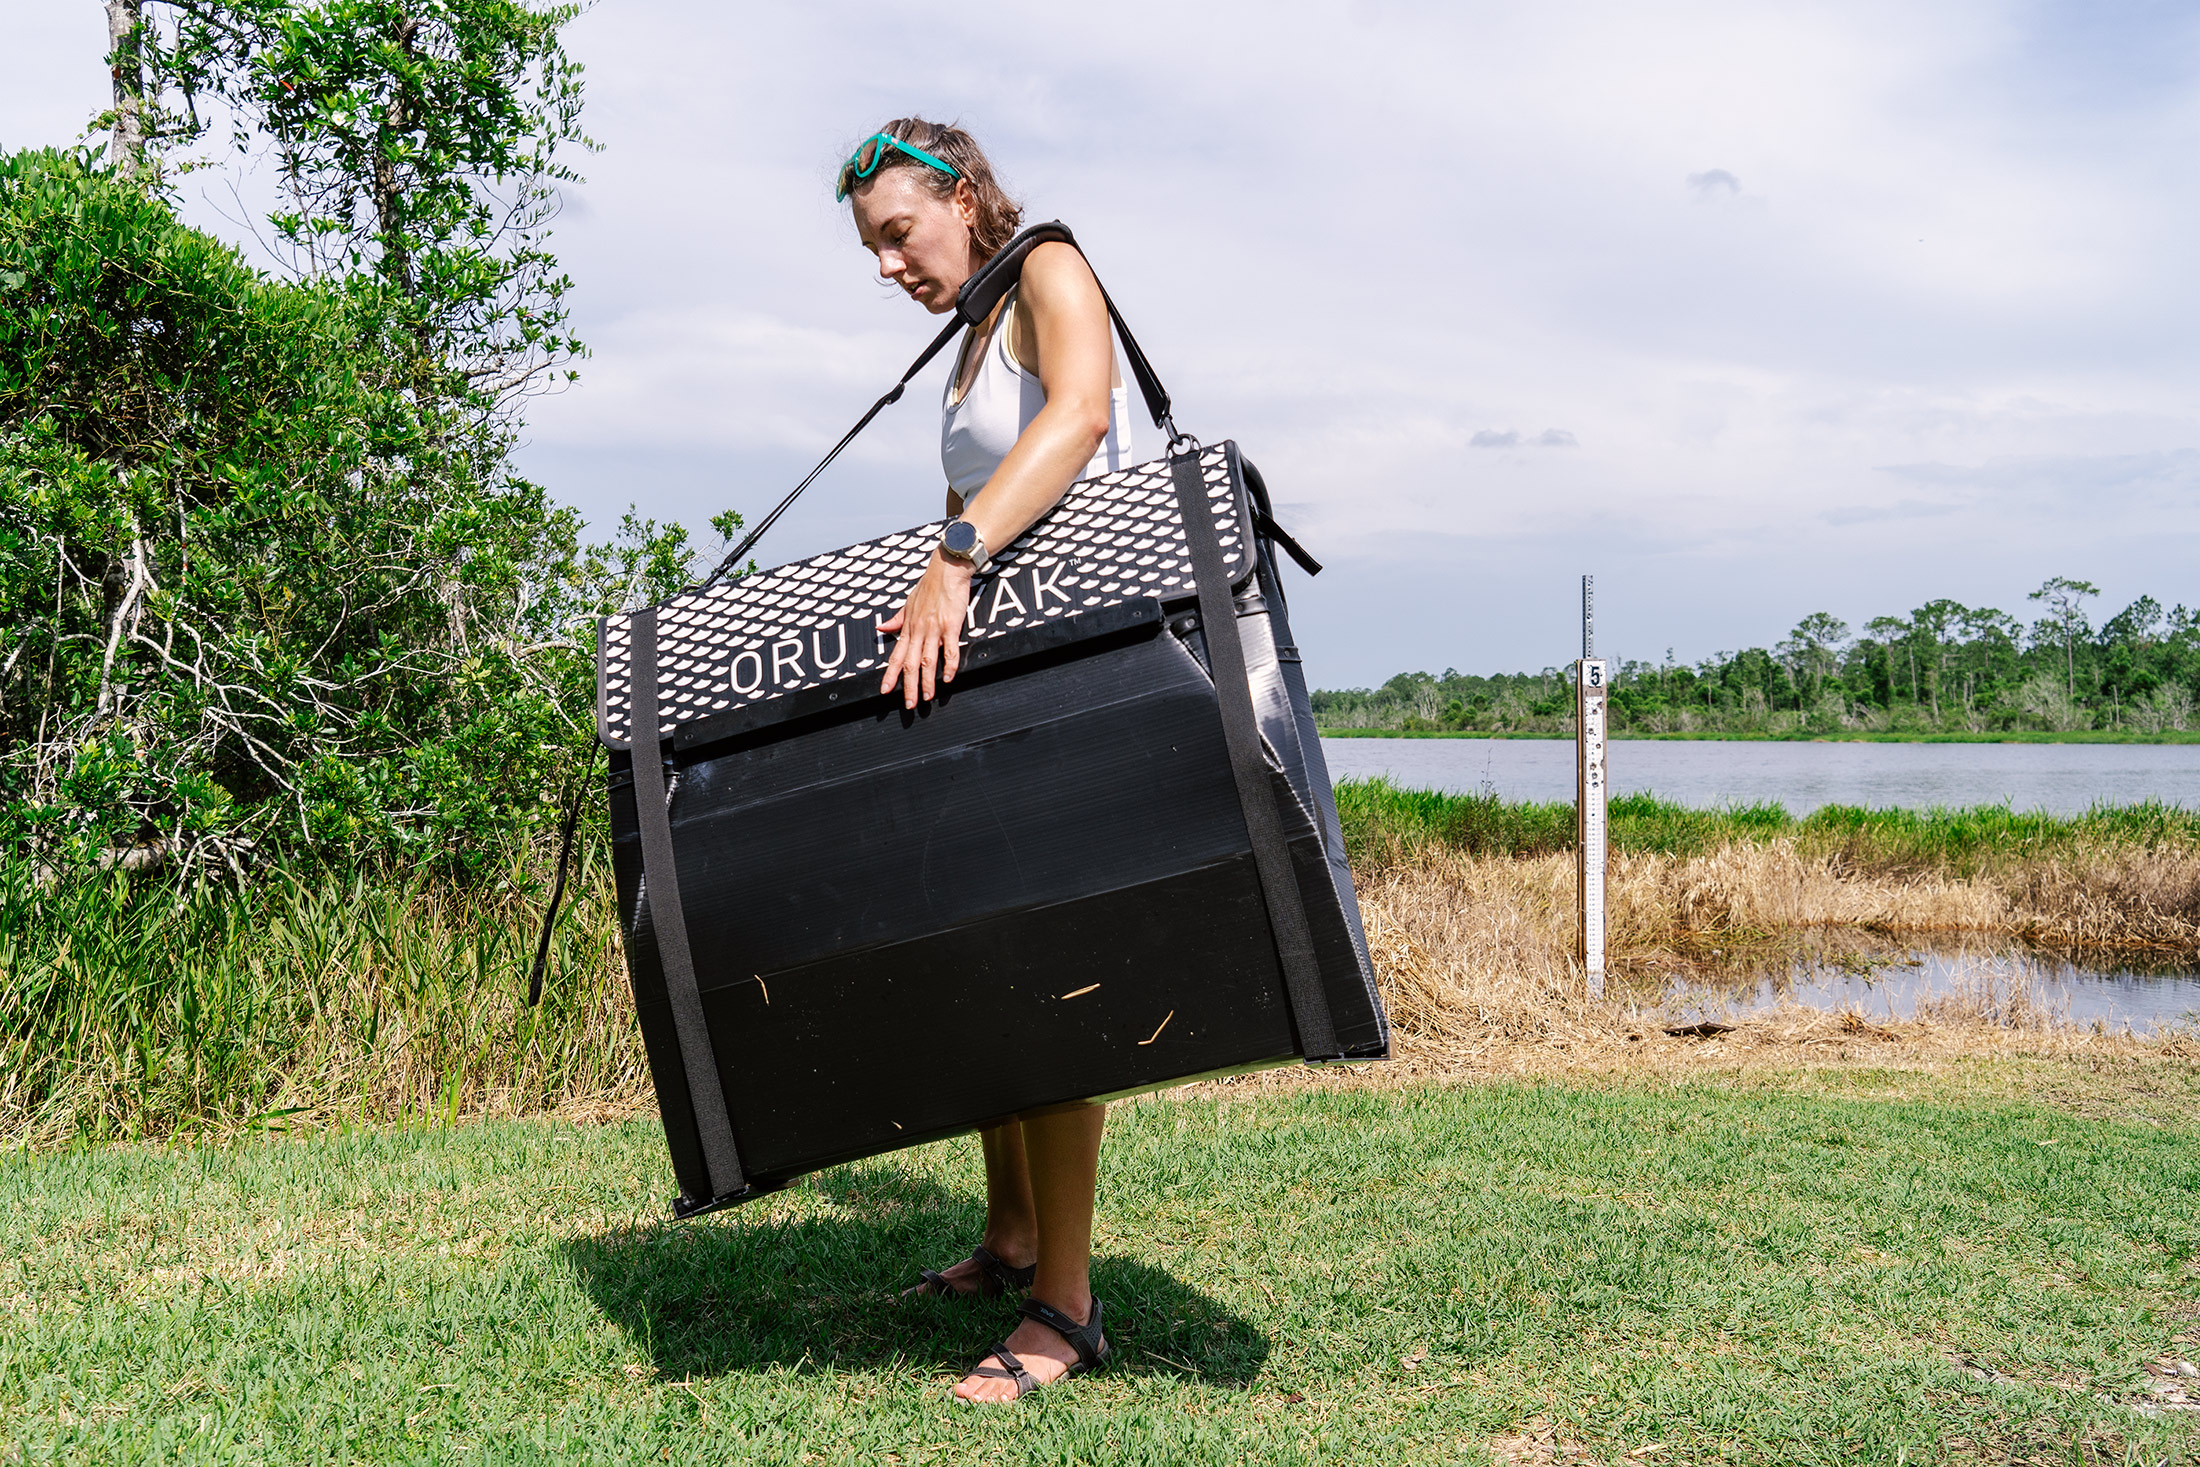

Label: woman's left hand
[878,552,974,709]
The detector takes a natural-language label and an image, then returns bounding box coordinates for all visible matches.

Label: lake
[1320,736,2200,814]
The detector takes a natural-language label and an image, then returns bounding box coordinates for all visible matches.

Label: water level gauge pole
[1577,575,1608,999]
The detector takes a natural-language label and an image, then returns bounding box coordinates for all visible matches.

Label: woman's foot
[954,1297,1108,1403]
[901,1242,1036,1300]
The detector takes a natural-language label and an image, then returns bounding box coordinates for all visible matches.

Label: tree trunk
[373,12,423,296]
[105,0,145,180]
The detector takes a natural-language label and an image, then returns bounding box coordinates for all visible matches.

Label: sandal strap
[971,1245,1036,1295]
[917,1268,958,1297]
[1018,1296,1107,1369]
[968,1342,1036,1396]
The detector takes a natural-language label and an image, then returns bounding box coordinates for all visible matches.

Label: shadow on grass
[562,1161,1268,1385]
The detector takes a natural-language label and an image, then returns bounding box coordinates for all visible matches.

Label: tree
[103,2,149,179]
[2027,577,2099,700]
[94,1,591,422]
[1864,614,1914,707]
[1909,597,1964,722]
[4,2,610,872]
[1953,606,2020,721]
[2101,595,2164,649]
[0,148,610,870]
[1777,612,1849,706]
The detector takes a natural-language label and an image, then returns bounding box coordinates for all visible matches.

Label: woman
[841,117,1134,1403]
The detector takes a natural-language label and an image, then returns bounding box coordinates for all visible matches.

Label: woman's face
[851,171,981,315]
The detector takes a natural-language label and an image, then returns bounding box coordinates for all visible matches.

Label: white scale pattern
[597,446,1248,747]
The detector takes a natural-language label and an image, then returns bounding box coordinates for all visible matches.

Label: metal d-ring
[1162,415,1202,458]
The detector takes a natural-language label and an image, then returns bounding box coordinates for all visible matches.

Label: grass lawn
[5,1074,2197,1465]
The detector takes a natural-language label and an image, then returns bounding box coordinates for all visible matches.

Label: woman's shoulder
[1005,239,1110,375]
[1015,239,1103,306]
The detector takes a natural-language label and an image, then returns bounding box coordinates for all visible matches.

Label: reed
[1349,790,2200,1078]
[0,845,648,1147]
[6,783,2194,1145]
[1349,845,2198,1083]
[1336,776,2200,874]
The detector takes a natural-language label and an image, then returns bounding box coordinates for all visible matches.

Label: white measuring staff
[1576,574,1607,998]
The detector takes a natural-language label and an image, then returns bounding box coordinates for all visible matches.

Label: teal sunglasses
[835,132,960,202]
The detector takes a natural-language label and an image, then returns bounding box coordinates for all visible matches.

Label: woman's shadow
[562,1162,1269,1385]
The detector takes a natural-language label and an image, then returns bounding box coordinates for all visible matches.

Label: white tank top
[940,287,1135,503]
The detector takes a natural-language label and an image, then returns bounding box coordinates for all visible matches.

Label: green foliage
[160,0,594,412]
[0,146,616,870]
[1317,578,2200,736]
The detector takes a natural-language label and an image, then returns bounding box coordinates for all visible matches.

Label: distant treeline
[1312,579,2200,735]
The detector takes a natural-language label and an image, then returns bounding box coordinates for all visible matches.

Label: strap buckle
[1162,414,1201,458]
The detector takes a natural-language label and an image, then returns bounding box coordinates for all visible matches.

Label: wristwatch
[939,517,989,571]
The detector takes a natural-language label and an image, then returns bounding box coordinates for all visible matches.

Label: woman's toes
[953,1361,1009,1402]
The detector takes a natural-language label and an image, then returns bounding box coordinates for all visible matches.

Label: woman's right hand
[878,551,975,710]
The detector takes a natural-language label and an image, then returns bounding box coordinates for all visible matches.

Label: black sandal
[960,1297,1110,1402]
[912,1245,1036,1300]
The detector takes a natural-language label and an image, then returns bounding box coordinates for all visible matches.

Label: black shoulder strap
[697,221,1181,590]
[957,222,1176,438]
[629,607,748,1198]
[697,313,963,590]
[1167,451,1340,1060]
[525,746,598,1007]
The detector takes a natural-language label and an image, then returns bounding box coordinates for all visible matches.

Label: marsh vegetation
[10,783,2196,1147]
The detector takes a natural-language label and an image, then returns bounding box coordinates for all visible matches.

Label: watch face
[943,520,979,556]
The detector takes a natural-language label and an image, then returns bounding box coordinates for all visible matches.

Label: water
[1659,945,2200,1037]
[1321,736,2200,815]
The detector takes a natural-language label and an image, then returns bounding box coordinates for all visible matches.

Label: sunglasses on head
[835,132,961,202]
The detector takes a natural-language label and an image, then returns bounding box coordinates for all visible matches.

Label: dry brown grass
[22,828,2193,1147]
[297,840,2200,1126]
[2004,849,2200,949]
[1339,839,2200,1091]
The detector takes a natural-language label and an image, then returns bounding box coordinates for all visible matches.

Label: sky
[7,0,2199,689]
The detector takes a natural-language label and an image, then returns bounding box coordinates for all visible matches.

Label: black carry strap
[629,608,748,1197]
[1167,451,1340,1059]
[1252,510,1321,578]
[698,315,964,590]
[525,747,598,1007]
[1241,458,1323,579]
[696,221,1191,588]
[962,223,1178,439]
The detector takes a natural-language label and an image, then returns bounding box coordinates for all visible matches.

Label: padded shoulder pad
[957,221,1078,325]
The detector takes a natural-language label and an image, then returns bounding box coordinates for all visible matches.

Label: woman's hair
[848,117,1024,261]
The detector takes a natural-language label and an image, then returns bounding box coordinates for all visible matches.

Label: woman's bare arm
[878,242,1115,708]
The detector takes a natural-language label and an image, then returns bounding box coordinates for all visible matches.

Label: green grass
[0,843,633,1146]
[1320,729,2200,744]
[1334,777,2200,876]
[4,1080,2196,1464]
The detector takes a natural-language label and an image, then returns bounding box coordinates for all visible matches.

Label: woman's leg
[955,1102,1107,1402]
[902,1121,1039,1296]
[978,1120,1039,1264]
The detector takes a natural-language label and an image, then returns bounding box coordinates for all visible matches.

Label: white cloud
[5,0,2197,681]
